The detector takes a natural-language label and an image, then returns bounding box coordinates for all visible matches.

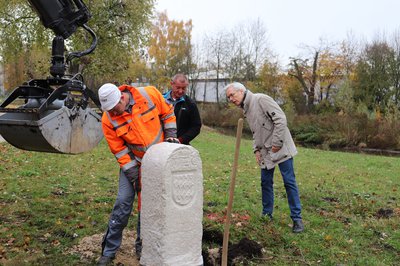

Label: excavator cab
[0,0,103,154]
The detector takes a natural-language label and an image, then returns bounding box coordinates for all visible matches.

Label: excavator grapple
[0,0,103,154]
[0,77,102,154]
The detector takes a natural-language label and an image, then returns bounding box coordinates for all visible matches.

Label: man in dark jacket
[163,73,202,145]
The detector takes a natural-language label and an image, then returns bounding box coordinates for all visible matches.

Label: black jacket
[164,93,202,144]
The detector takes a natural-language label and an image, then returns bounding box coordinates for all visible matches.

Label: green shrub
[325,135,348,149]
[295,131,324,145]
[197,101,400,150]
[313,99,336,114]
[199,102,244,128]
[291,115,325,146]
[367,119,399,149]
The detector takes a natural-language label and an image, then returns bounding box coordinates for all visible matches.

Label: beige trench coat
[243,90,297,169]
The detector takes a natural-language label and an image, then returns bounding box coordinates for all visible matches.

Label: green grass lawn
[0,127,399,265]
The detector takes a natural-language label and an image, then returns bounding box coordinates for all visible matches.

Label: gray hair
[224,82,247,93]
[172,73,188,83]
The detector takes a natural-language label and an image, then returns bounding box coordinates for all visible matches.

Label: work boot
[292,220,304,233]
[97,255,114,266]
[135,238,142,260]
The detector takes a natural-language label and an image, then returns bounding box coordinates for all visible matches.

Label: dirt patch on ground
[202,237,264,266]
[375,208,394,219]
[202,227,265,265]
[68,230,139,265]
[69,227,265,265]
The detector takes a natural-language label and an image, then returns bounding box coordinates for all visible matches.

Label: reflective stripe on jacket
[101,85,176,172]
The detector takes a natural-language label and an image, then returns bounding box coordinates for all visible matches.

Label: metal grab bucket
[0,106,102,154]
[0,77,103,154]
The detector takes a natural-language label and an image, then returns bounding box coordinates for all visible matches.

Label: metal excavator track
[0,77,103,154]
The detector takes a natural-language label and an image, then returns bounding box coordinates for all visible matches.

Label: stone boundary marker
[140,142,203,266]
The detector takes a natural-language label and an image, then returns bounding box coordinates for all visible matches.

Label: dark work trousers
[101,169,140,257]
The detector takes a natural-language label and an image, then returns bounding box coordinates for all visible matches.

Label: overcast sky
[155,0,400,64]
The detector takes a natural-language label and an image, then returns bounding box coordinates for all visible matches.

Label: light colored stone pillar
[140,142,203,266]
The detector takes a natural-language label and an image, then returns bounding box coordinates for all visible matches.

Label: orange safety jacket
[101,85,176,172]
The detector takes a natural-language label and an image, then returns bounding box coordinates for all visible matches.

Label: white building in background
[188,70,230,103]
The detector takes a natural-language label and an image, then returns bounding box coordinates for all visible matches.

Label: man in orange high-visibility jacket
[96,83,178,266]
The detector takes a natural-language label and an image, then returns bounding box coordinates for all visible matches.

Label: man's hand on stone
[165,137,180,143]
[124,165,139,183]
[125,166,141,193]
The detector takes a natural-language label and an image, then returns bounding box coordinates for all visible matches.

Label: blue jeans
[261,158,302,221]
[101,169,141,257]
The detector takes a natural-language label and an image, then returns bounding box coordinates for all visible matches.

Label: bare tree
[247,18,270,74]
[226,24,246,80]
[340,31,360,75]
[187,43,202,100]
[197,18,270,104]
[225,19,270,81]
[289,51,319,108]
[204,30,230,104]
[288,39,348,110]
[201,46,212,104]
[390,28,400,107]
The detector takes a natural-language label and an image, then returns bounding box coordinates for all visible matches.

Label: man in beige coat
[225,82,304,233]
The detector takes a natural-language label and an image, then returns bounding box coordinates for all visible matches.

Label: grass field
[0,127,399,265]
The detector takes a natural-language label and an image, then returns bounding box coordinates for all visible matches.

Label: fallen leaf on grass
[6,238,15,246]
[52,240,60,247]
[76,223,85,229]
[0,245,5,259]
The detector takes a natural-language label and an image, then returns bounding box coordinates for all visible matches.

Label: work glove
[164,137,180,143]
[124,165,140,192]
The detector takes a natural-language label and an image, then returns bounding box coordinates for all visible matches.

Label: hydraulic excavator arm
[0,0,103,154]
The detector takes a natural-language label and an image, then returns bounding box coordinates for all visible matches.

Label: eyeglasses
[226,91,238,101]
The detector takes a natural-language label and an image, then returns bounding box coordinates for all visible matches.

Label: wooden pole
[221,118,244,266]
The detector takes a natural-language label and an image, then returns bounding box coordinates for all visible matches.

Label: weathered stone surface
[140,142,203,266]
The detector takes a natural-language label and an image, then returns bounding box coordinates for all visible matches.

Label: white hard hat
[98,83,121,111]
